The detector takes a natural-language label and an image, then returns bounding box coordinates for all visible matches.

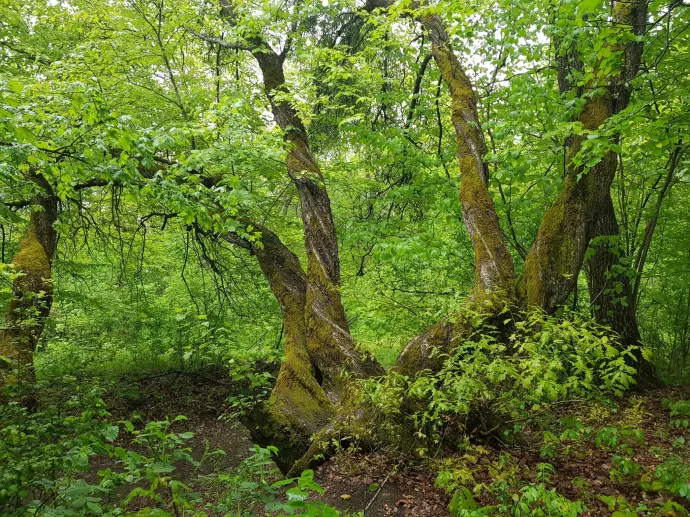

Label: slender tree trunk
[0,184,58,405]
[585,196,663,387]
[632,145,683,307]
[419,11,515,298]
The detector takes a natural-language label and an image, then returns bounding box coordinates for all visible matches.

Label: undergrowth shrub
[0,392,342,516]
[0,389,118,515]
[446,483,586,517]
[361,308,642,451]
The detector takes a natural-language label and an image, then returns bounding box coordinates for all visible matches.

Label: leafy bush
[642,455,690,500]
[595,426,645,451]
[0,392,117,515]
[513,483,586,516]
[362,309,641,447]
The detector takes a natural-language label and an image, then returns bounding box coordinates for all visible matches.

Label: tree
[2,0,687,474]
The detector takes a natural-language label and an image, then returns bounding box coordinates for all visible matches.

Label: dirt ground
[86,370,690,516]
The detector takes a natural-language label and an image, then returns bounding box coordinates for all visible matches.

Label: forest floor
[82,368,690,516]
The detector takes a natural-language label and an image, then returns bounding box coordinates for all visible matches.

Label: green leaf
[8,79,23,93]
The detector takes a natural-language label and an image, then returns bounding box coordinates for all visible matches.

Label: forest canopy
[1,0,690,515]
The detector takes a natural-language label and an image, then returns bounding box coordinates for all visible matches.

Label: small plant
[664,399,690,428]
[536,463,555,484]
[449,482,586,517]
[513,483,586,516]
[571,476,590,496]
[214,446,341,516]
[449,487,493,517]
[595,426,645,451]
[599,493,689,517]
[99,415,221,514]
[0,393,118,515]
[641,455,690,500]
[434,453,483,494]
[539,431,559,459]
[609,454,640,484]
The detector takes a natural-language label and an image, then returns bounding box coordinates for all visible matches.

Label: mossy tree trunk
[516,102,611,312]
[585,197,663,387]
[419,9,515,299]
[582,1,661,387]
[0,178,58,403]
[397,7,516,373]
[209,3,383,472]
[222,226,334,473]
[251,50,383,395]
[518,1,641,307]
[397,0,659,384]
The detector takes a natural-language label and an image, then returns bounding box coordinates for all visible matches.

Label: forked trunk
[518,0,647,312]
[206,17,383,471]
[252,50,383,398]
[517,123,614,313]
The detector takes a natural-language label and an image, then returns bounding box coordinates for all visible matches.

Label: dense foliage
[1,0,690,514]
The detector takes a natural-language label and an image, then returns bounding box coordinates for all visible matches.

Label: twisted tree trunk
[420,12,515,298]
[397,7,515,373]
[222,226,334,473]
[398,0,660,387]
[558,0,660,386]
[251,51,383,396]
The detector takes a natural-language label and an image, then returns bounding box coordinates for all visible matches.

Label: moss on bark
[1,210,56,403]
[426,23,515,298]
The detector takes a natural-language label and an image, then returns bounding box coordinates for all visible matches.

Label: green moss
[431,41,516,297]
[396,295,511,376]
[518,189,587,312]
[579,94,611,130]
[268,343,333,432]
[13,225,51,295]
[0,223,53,394]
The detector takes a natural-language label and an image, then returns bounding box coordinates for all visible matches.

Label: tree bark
[0,177,58,404]
[585,196,663,388]
[516,112,611,312]
[200,3,384,472]
[222,226,334,473]
[518,0,647,312]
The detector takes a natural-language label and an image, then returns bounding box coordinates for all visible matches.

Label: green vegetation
[1,0,690,514]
